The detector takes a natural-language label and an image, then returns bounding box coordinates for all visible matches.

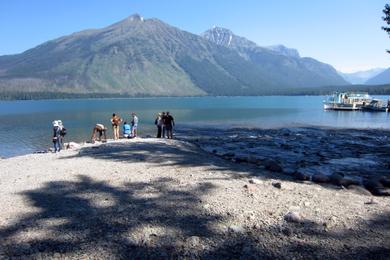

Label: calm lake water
[0,96,389,158]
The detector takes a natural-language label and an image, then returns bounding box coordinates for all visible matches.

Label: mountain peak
[126,13,144,22]
[202,26,234,46]
[202,27,258,49]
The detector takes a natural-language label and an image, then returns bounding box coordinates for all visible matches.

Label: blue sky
[0,0,389,72]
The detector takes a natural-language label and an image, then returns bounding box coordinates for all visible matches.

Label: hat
[52,120,59,127]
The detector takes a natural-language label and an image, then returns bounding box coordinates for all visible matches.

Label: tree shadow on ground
[0,175,222,258]
[0,175,389,259]
[62,137,352,194]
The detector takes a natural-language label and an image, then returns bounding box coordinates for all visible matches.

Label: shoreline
[0,136,389,258]
[2,124,390,159]
[2,126,390,196]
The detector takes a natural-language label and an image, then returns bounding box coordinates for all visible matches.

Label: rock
[379,177,390,188]
[235,156,248,163]
[312,174,330,183]
[282,227,293,236]
[364,198,378,205]
[293,171,310,181]
[243,184,257,193]
[228,225,245,233]
[272,182,282,189]
[248,178,262,185]
[203,204,210,210]
[363,179,390,196]
[187,236,201,246]
[339,177,360,187]
[348,185,372,196]
[264,160,283,172]
[329,174,344,186]
[247,157,263,165]
[284,211,303,223]
[222,152,235,158]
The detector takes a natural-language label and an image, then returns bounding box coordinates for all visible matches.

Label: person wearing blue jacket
[123,121,131,138]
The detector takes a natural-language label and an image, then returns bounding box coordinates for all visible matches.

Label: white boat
[323,92,372,111]
[361,99,389,112]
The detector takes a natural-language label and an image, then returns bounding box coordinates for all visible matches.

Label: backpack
[60,127,67,137]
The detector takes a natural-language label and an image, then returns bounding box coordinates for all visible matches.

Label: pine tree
[382,4,390,53]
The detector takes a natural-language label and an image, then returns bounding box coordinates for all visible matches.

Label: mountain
[202,27,348,89]
[266,45,300,58]
[365,68,390,85]
[338,68,386,84]
[0,15,348,97]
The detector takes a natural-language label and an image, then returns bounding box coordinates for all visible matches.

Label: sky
[0,0,389,73]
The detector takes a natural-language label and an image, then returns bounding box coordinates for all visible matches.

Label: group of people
[110,112,139,140]
[155,111,175,139]
[91,113,139,143]
[52,111,175,152]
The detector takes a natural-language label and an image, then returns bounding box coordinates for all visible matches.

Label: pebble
[228,225,245,233]
[272,182,282,189]
[284,211,303,223]
[248,178,262,185]
[364,198,378,205]
[187,236,200,246]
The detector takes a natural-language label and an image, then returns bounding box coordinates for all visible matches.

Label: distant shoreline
[1,84,390,100]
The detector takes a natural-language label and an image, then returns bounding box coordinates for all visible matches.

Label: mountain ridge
[365,68,390,85]
[338,68,387,84]
[0,14,348,96]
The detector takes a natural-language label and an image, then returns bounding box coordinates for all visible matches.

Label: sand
[0,137,389,259]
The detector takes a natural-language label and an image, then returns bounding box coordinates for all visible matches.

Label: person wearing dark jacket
[164,111,175,139]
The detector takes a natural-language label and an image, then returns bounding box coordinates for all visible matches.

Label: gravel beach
[0,133,389,259]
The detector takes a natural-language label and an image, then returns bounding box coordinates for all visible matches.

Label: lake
[0,96,389,158]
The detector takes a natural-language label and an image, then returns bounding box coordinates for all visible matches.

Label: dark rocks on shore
[179,127,390,196]
[293,171,311,181]
[264,160,283,173]
[363,179,390,196]
[347,185,373,196]
[379,177,390,188]
[312,174,330,184]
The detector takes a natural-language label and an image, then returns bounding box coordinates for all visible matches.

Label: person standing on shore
[52,120,61,153]
[111,113,122,140]
[58,120,66,149]
[164,111,175,139]
[155,113,163,138]
[161,112,167,138]
[131,113,139,137]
